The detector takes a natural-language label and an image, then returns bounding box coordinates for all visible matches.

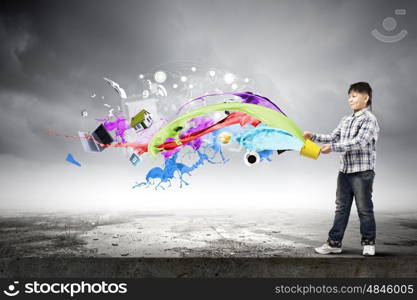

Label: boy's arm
[330,118,378,152]
[311,118,343,144]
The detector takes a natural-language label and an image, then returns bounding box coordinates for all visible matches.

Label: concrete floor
[80,209,417,258]
[1,208,415,258]
[1,209,416,277]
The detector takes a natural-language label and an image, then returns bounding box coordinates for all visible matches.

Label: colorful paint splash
[162,116,215,159]
[50,91,321,189]
[155,111,260,153]
[148,101,304,157]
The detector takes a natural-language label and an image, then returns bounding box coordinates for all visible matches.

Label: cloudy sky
[0,0,416,212]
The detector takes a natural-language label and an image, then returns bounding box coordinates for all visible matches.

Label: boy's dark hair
[348,82,373,108]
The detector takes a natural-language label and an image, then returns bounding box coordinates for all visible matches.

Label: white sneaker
[363,245,375,256]
[314,243,342,255]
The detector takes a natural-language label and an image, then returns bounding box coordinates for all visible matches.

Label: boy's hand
[321,144,331,154]
[303,131,314,139]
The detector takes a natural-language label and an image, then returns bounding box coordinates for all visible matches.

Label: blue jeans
[327,170,376,247]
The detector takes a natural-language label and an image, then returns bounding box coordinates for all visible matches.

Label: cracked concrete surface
[2,208,414,258]
[1,209,416,277]
[79,209,417,258]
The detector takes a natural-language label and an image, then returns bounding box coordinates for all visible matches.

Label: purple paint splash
[176,91,287,116]
[96,114,130,143]
[236,91,287,116]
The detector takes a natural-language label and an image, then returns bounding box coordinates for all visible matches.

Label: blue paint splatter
[66,153,81,167]
[235,124,303,152]
[133,149,222,190]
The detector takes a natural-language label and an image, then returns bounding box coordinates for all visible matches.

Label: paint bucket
[299,139,321,159]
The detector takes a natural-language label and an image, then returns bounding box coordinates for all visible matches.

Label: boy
[304,82,380,256]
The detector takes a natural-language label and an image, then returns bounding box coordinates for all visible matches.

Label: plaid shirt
[312,107,380,173]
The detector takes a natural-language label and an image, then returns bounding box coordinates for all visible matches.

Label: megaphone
[244,151,260,166]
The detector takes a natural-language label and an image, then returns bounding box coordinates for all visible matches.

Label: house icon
[131,109,153,131]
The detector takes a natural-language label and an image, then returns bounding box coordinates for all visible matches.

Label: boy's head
[348,82,372,112]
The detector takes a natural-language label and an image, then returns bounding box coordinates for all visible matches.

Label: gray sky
[0,0,416,212]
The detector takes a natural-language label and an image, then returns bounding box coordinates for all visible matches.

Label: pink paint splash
[46,130,149,155]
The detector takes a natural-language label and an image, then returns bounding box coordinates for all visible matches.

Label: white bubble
[173,83,178,89]
[191,66,197,72]
[208,70,216,77]
[244,78,250,83]
[180,76,187,82]
[231,83,238,90]
[188,84,194,89]
[154,71,167,83]
[224,73,235,84]
[139,74,144,79]
[81,109,88,117]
